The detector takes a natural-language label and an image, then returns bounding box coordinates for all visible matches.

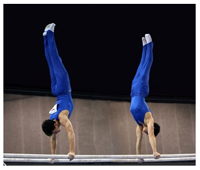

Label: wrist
[69,151,75,155]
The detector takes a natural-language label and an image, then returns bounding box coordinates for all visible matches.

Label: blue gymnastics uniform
[130,41,153,126]
[43,30,74,121]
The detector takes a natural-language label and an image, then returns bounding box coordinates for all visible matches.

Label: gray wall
[4,93,195,155]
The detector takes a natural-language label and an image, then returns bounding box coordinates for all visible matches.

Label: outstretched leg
[131,34,153,97]
[43,23,71,96]
[132,37,147,85]
[43,35,56,92]
[138,34,153,97]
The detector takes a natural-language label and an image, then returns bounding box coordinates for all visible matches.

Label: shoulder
[144,111,153,119]
[58,110,72,127]
[58,110,69,120]
[144,112,154,125]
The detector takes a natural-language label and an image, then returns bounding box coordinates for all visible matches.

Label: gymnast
[41,23,75,161]
[130,34,160,159]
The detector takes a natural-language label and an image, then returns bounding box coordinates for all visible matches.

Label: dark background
[4,4,195,103]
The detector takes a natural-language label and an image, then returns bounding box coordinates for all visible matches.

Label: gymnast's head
[142,122,160,137]
[154,122,160,137]
[42,119,61,136]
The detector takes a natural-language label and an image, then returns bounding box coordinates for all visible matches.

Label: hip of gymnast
[130,34,160,159]
[41,23,75,161]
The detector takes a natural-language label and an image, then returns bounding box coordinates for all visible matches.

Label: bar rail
[3,157,196,163]
[3,153,196,163]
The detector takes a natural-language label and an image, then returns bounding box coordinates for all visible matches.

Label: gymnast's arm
[146,115,160,158]
[136,125,143,154]
[50,133,57,154]
[59,110,75,160]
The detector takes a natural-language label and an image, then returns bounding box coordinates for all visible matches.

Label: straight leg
[43,35,57,95]
[131,41,153,97]
[43,30,72,96]
[137,42,153,97]
[132,45,147,85]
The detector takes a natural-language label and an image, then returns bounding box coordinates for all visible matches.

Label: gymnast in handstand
[130,34,160,159]
[41,23,75,161]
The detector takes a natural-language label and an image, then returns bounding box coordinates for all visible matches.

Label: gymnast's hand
[68,152,75,161]
[153,151,160,159]
[50,158,54,164]
[137,158,144,163]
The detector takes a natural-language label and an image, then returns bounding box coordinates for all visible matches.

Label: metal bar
[3,157,196,163]
[4,153,196,159]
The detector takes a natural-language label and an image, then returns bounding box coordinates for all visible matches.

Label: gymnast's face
[52,127,61,134]
[52,120,61,134]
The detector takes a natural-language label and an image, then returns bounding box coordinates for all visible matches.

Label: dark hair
[154,122,160,137]
[42,119,55,136]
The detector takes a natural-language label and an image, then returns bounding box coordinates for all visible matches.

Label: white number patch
[49,104,58,114]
